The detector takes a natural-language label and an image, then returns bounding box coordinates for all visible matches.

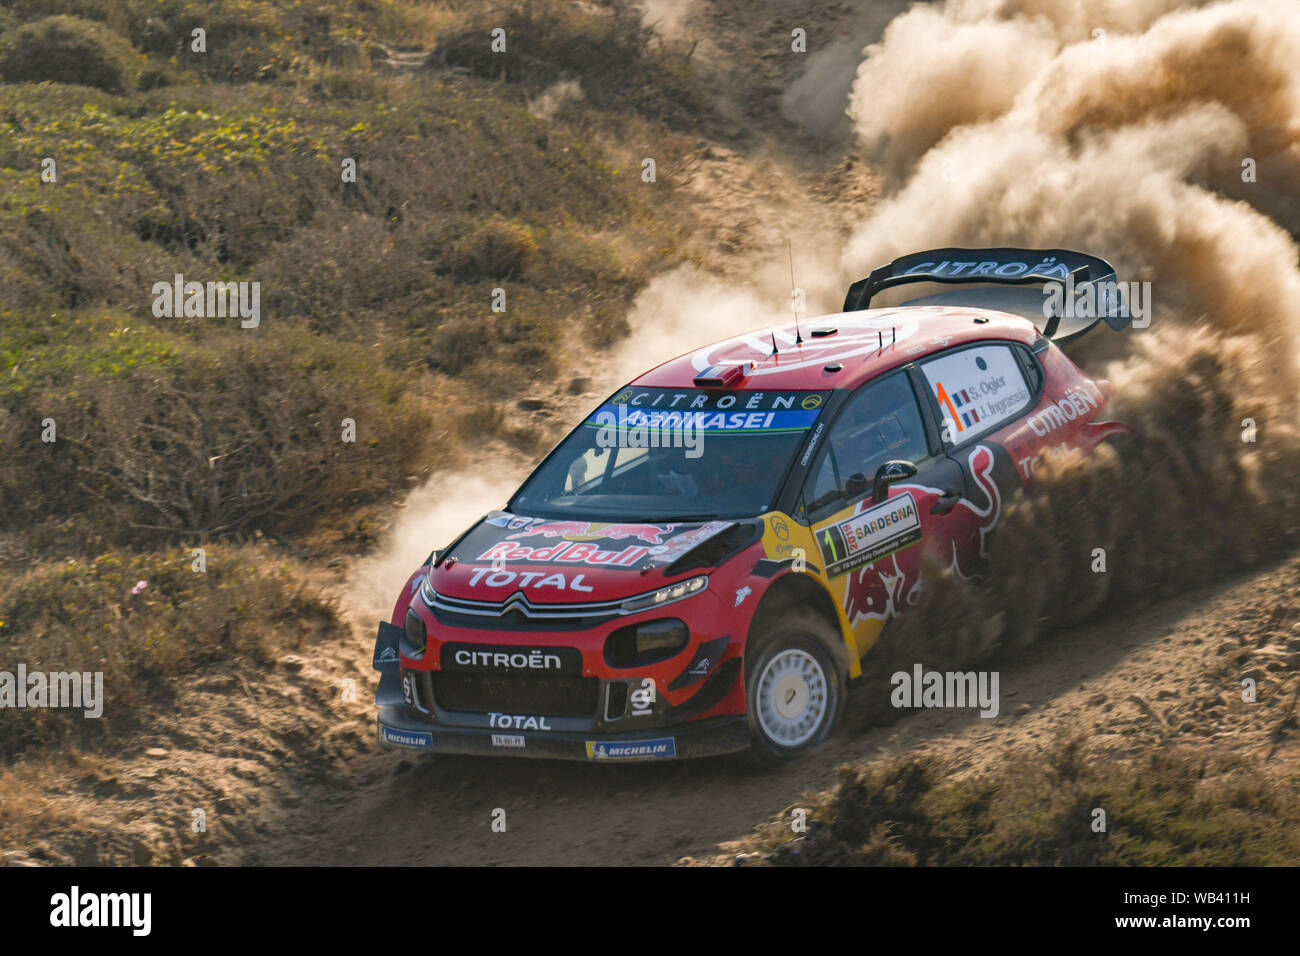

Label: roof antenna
[770,331,779,356]
[787,238,803,346]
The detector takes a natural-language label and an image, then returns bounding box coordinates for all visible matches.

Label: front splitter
[377,706,749,762]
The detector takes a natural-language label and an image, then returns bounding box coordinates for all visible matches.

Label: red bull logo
[600,523,673,544]
[480,541,649,567]
[840,444,1003,627]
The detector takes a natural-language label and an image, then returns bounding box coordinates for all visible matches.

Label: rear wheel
[744,608,845,767]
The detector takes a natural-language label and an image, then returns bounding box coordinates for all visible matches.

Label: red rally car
[373,248,1133,765]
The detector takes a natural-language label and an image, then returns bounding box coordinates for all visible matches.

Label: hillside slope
[5,0,1300,867]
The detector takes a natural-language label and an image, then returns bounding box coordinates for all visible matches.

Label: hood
[434,511,742,603]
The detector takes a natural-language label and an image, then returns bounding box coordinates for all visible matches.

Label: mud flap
[373,621,405,707]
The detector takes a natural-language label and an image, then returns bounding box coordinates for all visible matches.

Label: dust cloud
[621,0,1300,664]
[829,0,1300,667]
[345,473,519,625]
[353,0,1300,641]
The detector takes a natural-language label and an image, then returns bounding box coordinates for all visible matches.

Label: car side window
[805,447,841,512]
[920,343,1033,445]
[804,373,929,511]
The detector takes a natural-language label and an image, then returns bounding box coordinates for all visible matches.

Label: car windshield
[510,386,830,521]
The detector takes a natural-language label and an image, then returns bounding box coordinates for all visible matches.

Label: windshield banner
[587,388,829,433]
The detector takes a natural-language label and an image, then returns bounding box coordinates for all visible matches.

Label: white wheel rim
[756,648,828,748]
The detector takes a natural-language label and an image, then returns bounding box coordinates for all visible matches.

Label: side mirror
[871,459,918,502]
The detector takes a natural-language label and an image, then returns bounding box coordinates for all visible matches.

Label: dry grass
[0,546,341,760]
[737,736,1300,866]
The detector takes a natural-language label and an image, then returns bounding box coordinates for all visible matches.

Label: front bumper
[376,705,748,761]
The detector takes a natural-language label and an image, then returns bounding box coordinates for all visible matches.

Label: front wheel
[744,609,845,767]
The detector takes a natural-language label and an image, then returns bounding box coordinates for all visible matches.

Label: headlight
[605,618,689,668]
[620,575,708,612]
[403,607,427,659]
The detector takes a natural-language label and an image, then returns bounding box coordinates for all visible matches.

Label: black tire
[743,607,846,768]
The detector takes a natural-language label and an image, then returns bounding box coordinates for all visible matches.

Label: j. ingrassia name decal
[0,666,103,718]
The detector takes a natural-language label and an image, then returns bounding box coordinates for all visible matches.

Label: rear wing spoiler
[843,247,1133,342]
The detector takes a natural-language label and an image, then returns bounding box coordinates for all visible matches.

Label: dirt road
[218,553,1300,866]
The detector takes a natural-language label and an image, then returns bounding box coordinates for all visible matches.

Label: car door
[916,340,1043,578]
[800,370,968,656]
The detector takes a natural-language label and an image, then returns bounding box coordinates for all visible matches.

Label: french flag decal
[947,387,980,427]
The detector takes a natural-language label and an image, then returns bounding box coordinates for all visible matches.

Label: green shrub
[0,15,138,93]
[259,212,423,334]
[437,0,702,126]
[450,218,539,280]
[0,8,692,558]
[2,0,447,84]
[0,324,432,541]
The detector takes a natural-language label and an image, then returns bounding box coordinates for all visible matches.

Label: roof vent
[693,364,745,388]
[810,327,837,338]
